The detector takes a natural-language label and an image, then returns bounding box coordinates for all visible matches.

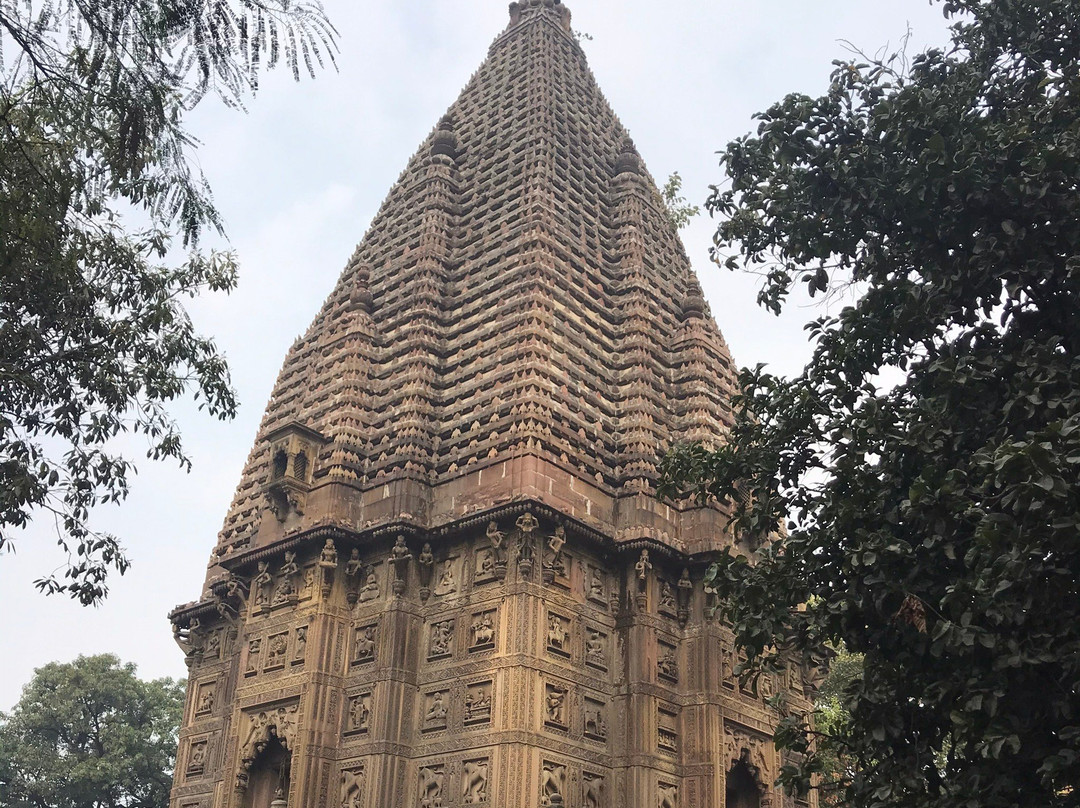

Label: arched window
[291,450,308,481]
[726,760,761,808]
[272,450,288,481]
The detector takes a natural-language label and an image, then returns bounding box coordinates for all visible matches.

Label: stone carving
[419,765,445,808]
[390,535,412,596]
[725,725,772,784]
[635,550,652,610]
[237,704,300,790]
[273,551,300,605]
[584,699,607,740]
[658,783,678,808]
[424,691,449,729]
[587,567,605,602]
[545,683,567,727]
[344,549,364,605]
[433,558,458,597]
[677,568,693,624]
[429,619,455,658]
[347,693,371,733]
[340,767,365,808]
[354,625,376,663]
[245,637,262,674]
[585,628,607,668]
[470,612,495,650]
[204,628,222,659]
[475,546,496,581]
[583,773,605,808]
[658,644,678,682]
[542,525,567,582]
[252,561,273,610]
[187,739,208,775]
[294,625,307,661]
[418,542,435,600]
[721,644,737,688]
[658,709,678,753]
[515,512,537,574]
[266,633,288,668]
[463,758,488,804]
[546,614,569,655]
[318,539,338,596]
[659,579,677,615]
[540,761,567,806]
[464,682,492,724]
[358,564,380,603]
[196,683,216,715]
[487,522,508,579]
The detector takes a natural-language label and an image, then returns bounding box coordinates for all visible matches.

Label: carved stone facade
[168,3,813,808]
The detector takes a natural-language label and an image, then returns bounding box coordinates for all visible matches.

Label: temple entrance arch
[726,760,761,808]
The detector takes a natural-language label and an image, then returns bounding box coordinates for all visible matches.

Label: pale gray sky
[0,1,953,708]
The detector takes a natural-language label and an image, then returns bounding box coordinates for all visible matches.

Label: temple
[168,2,814,807]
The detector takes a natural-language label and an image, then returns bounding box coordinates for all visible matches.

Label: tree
[0,1,336,604]
[660,2,1080,806]
[661,171,700,230]
[0,654,185,808]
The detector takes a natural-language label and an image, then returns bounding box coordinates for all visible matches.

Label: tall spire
[208,0,738,578]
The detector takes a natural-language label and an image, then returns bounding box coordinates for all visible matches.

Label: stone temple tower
[168,3,815,808]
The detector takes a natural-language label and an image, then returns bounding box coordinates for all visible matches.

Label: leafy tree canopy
[0,654,185,808]
[0,0,336,603]
[660,1,1080,806]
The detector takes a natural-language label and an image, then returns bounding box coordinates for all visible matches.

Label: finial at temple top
[508,0,571,33]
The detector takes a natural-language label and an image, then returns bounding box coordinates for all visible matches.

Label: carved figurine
[341,768,365,808]
[486,521,507,566]
[425,692,448,726]
[419,766,444,808]
[658,784,678,808]
[583,774,605,808]
[358,565,380,602]
[475,546,495,578]
[355,626,376,661]
[541,762,567,806]
[585,628,606,667]
[659,579,677,614]
[547,615,567,651]
[187,740,208,773]
[471,613,495,648]
[635,549,652,610]
[677,568,693,624]
[349,695,371,731]
[658,647,678,681]
[429,620,454,657]
[318,539,338,595]
[294,626,307,660]
[433,559,457,597]
[464,686,491,721]
[462,759,488,804]
[252,561,273,609]
[585,704,607,739]
[546,686,566,725]
[390,535,412,596]
[276,550,300,604]
[588,568,605,600]
[418,542,435,600]
[197,686,215,714]
[516,511,539,534]
[543,525,567,581]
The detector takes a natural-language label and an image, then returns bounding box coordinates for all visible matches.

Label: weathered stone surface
[169,4,812,808]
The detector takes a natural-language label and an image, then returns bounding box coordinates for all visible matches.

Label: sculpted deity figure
[659,579,677,614]
[585,628,606,666]
[429,620,454,657]
[349,695,371,731]
[433,559,457,596]
[635,549,652,580]
[355,626,376,661]
[486,521,507,565]
[388,535,412,595]
[546,686,566,725]
[358,565,380,602]
[588,568,605,600]
[543,525,567,579]
[252,561,273,608]
[425,692,448,726]
[275,550,300,603]
[417,542,435,598]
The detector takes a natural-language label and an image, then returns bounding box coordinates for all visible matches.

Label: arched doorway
[241,737,291,808]
[726,760,761,808]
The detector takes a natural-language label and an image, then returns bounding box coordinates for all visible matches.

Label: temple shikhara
[168,2,814,807]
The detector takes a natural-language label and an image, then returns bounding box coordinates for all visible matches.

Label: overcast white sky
[0,1,955,708]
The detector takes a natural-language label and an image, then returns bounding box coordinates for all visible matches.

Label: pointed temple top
[204,0,738,585]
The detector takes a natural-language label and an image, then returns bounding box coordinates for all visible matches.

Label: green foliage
[661,171,700,230]
[661,2,1080,806]
[0,654,185,808]
[0,0,336,604]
